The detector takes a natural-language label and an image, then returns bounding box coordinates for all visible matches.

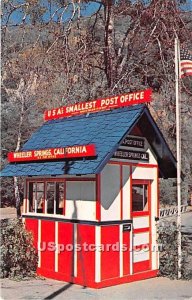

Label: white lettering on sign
[13,151,32,158]
[66,101,97,114]
[44,89,152,121]
[100,96,119,107]
[8,144,96,162]
[113,149,149,162]
[120,91,144,103]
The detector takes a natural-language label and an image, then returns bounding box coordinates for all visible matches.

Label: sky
[3,0,192,26]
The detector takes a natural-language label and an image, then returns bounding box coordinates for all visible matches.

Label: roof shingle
[1,105,143,176]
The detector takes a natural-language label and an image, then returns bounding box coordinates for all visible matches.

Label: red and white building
[1,92,177,288]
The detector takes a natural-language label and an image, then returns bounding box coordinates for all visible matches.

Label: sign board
[159,205,188,218]
[8,144,97,163]
[122,137,145,148]
[113,149,149,162]
[123,224,131,232]
[44,89,152,121]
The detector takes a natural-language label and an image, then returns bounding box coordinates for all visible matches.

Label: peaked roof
[0,104,177,178]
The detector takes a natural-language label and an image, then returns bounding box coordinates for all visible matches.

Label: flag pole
[175,37,182,279]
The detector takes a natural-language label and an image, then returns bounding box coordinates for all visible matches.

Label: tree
[1,0,192,210]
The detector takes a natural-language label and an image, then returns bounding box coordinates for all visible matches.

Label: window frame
[131,179,151,217]
[28,181,45,214]
[27,179,66,215]
[26,177,96,216]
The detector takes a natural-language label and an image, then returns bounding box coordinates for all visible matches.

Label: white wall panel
[66,181,96,201]
[65,200,96,220]
[133,232,149,246]
[133,216,149,229]
[133,250,149,262]
[101,164,121,221]
[122,166,131,219]
[65,181,96,220]
[132,166,155,180]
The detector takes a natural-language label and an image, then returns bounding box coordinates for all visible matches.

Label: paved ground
[1,276,192,300]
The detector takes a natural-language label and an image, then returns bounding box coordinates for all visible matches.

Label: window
[46,182,55,214]
[56,182,64,215]
[132,184,149,212]
[28,180,65,215]
[29,182,44,213]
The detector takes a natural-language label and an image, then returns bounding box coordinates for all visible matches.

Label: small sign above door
[113,149,149,162]
[123,224,132,232]
[122,137,145,149]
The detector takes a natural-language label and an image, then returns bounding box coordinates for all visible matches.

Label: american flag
[180,48,192,78]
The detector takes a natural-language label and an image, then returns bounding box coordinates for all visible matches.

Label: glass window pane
[132,184,148,212]
[37,183,44,192]
[47,182,55,214]
[29,182,35,212]
[56,182,64,215]
[28,182,44,213]
[36,183,44,213]
[143,185,148,211]
[37,191,44,213]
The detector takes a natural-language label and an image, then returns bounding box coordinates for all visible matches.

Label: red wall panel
[41,220,55,272]
[25,218,38,249]
[58,222,73,281]
[123,231,130,275]
[134,260,150,273]
[101,225,120,280]
[77,224,95,285]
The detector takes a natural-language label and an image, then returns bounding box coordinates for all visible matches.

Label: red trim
[37,268,158,289]
[157,167,159,217]
[109,161,158,168]
[120,165,123,220]
[24,179,27,214]
[130,166,132,218]
[148,181,152,270]
[132,211,149,217]
[66,178,96,182]
[26,178,95,183]
[132,179,151,185]
[133,260,150,273]
[63,180,66,215]
[96,174,101,221]
[133,227,149,234]
[131,179,151,218]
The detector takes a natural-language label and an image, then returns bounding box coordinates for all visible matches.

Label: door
[131,180,151,273]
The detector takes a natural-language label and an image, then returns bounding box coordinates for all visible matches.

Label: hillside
[1,0,192,206]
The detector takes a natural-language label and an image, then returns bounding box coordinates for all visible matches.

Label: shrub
[158,220,192,280]
[0,219,38,279]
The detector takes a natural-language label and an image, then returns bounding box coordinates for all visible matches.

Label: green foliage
[158,221,192,280]
[0,219,38,279]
